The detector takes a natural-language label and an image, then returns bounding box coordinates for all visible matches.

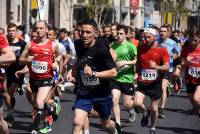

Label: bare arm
[19,43,34,65]
[0,46,16,65]
[53,42,63,72]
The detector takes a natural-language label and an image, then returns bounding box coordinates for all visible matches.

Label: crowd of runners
[0,18,199,134]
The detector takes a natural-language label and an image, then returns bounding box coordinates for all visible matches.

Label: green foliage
[86,0,112,27]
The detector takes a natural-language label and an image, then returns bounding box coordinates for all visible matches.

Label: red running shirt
[0,35,9,90]
[0,35,8,50]
[137,44,169,84]
[28,40,54,80]
[181,45,200,85]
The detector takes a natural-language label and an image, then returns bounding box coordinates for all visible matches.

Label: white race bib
[80,71,100,86]
[141,69,157,80]
[31,60,48,74]
[188,66,200,78]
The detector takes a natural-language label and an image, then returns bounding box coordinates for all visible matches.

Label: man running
[0,34,16,134]
[175,30,200,117]
[66,18,118,134]
[134,28,169,134]
[158,25,181,118]
[19,20,62,133]
[111,24,137,130]
[5,23,27,127]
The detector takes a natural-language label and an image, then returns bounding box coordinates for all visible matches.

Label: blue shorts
[73,95,112,120]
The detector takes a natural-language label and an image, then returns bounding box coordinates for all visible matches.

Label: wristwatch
[92,71,96,77]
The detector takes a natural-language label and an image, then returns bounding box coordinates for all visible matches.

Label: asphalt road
[7,88,200,134]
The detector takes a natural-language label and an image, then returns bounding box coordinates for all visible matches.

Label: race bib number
[31,60,48,74]
[188,66,200,78]
[141,69,157,81]
[80,71,100,86]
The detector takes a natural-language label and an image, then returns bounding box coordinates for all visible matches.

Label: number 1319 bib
[141,69,157,81]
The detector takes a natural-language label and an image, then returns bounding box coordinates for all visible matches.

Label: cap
[144,28,157,36]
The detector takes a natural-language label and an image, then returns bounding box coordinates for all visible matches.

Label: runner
[134,28,169,134]
[111,24,137,131]
[19,20,62,134]
[158,25,181,118]
[5,23,27,127]
[66,18,118,134]
[0,34,16,134]
[175,30,200,117]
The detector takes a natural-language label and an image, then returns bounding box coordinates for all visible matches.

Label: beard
[147,42,154,47]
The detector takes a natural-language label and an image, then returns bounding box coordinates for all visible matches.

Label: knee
[36,100,44,109]
[151,105,158,113]
[123,101,132,109]
[134,100,142,107]
[101,120,110,129]
[73,117,84,128]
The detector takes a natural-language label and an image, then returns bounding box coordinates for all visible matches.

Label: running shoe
[51,103,59,121]
[149,129,156,134]
[54,96,61,113]
[31,129,38,134]
[5,115,14,127]
[141,109,150,127]
[158,108,165,118]
[39,124,52,134]
[128,108,137,122]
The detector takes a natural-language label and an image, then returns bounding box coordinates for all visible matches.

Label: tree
[160,0,190,30]
[85,0,112,28]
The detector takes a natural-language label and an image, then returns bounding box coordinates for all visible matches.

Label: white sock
[83,129,89,134]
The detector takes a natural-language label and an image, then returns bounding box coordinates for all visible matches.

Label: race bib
[188,66,200,78]
[31,60,48,74]
[80,71,100,86]
[141,69,157,81]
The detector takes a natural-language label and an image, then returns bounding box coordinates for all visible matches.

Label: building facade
[0,0,198,33]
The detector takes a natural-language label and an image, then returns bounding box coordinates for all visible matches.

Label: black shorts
[136,82,162,100]
[111,80,134,95]
[162,71,172,80]
[186,83,200,94]
[6,71,24,88]
[29,78,53,93]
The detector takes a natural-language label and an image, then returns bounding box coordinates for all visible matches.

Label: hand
[52,62,59,70]
[149,61,157,69]
[187,56,193,62]
[173,69,180,77]
[134,73,138,80]
[15,70,23,79]
[66,70,75,82]
[84,64,92,77]
[116,61,126,68]
[27,56,34,63]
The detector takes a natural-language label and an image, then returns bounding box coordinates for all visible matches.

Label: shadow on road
[9,110,32,133]
[90,122,137,134]
[165,107,198,116]
[157,126,200,134]
[10,120,31,132]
